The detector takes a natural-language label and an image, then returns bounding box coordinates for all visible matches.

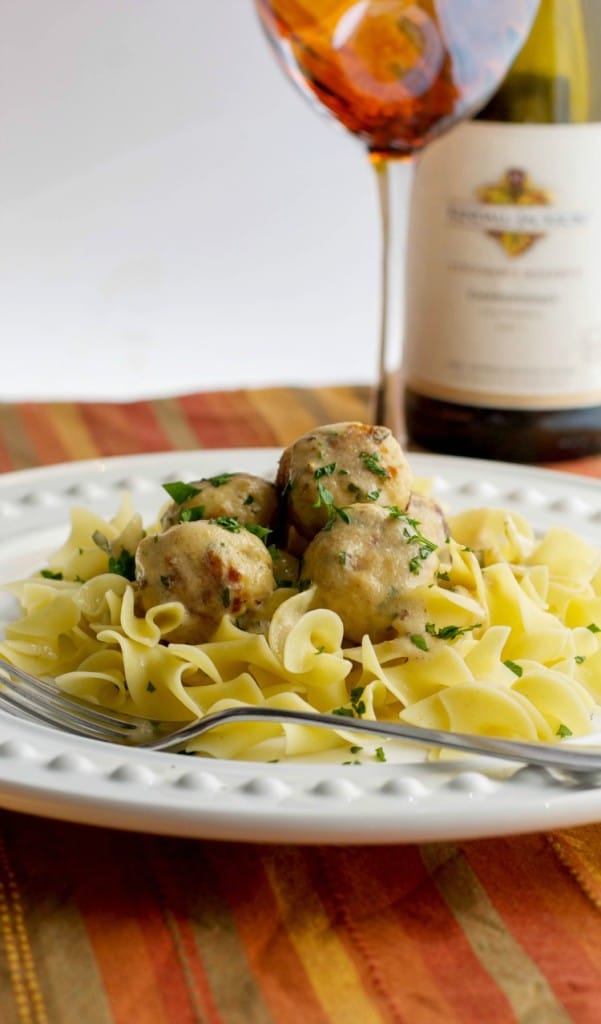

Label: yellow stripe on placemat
[43,403,99,463]
[150,396,202,452]
[0,834,49,1024]
[547,826,601,911]
[420,843,571,1024]
[264,848,383,1024]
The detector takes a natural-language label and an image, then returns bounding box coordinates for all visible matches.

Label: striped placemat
[1,386,600,1024]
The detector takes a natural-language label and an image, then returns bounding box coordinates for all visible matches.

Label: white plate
[0,448,600,845]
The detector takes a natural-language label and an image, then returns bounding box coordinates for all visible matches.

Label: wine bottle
[402,0,601,462]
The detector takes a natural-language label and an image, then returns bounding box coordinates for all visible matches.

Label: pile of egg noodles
[1,490,600,761]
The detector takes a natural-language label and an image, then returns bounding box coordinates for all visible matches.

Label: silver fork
[1,658,601,776]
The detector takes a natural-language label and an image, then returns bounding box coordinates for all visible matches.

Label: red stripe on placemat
[312,844,514,1024]
[78,401,174,458]
[177,391,279,449]
[207,843,329,1023]
[463,835,601,1021]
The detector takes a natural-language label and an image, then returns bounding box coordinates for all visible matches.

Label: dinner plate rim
[0,445,600,845]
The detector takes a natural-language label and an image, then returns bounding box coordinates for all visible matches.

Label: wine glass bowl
[254,0,541,431]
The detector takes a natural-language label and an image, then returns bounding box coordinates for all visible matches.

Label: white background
[0,0,379,400]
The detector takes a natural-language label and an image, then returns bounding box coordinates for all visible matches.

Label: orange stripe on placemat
[420,843,570,1024]
[178,391,279,449]
[0,404,40,471]
[0,832,49,1024]
[43,403,100,463]
[144,837,274,1024]
[243,389,323,448]
[542,456,601,478]
[78,400,174,458]
[58,826,205,1024]
[207,843,329,1024]
[547,826,601,912]
[18,402,74,466]
[463,834,601,1020]
[262,847,383,1024]
[313,844,507,1024]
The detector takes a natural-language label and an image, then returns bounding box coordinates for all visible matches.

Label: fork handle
[146,706,601,776]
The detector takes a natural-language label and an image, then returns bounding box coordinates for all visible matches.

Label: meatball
[276,422,413,539]
[135,520,275,643]
[301,502,442,643]
[161,472,279,533]
[405,492,449,550]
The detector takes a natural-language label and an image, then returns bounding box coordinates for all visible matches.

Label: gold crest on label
[477,168,552,257]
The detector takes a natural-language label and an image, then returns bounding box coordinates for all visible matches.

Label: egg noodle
[1,493,600,761]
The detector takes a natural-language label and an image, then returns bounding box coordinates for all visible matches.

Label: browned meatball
[276,422,413,540]
[161,472,279,533]
[301,502,442,643]
[405,492,450,550]
[135,520,275,643]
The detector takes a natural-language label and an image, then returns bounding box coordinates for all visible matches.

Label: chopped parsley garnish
[575,655,586,665]
[313,483,350,526]
[385,507,438,572]
[556,723,573,738]
[108,549,136,581]
[207,472,234,487]
[243,494,255,505]
[221,587,231,608]
[359,451,388,478]
[41,569,63,580]
[350,686,366,716]
[160,575,171,588]
[425,622,481,641]
[366,489,381,502]
[245,522,272,542]
[375,746,387,762]
[215,516,241,533]
[314,463,336,479]
[587,623,600,634]
[162,481,201,504]
[504,659,523,677]
[179,505,205,523]
[410,634,429,652]
[146,681,157,693]
[333,687,366,719]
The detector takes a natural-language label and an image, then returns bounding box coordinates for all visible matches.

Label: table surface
[1,385,601,1024]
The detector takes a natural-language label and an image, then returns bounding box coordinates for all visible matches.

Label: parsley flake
[504,659,523,677]
[108,549,136,581]
[179,505,205,523]
[314,463,336,479]
[359,451,388,478]
[207,472,234,487]
[41,569,63,580]
[425,622,481,641]
[162,481,201,504]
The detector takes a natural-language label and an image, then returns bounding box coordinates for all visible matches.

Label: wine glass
[252,0,541,438]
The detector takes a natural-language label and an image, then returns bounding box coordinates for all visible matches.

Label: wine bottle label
[404,121,601,409]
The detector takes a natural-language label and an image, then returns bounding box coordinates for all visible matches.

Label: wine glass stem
[370,155,416,440]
